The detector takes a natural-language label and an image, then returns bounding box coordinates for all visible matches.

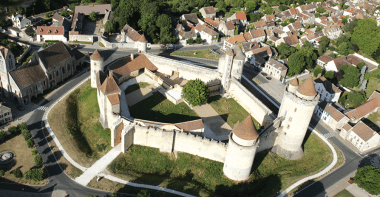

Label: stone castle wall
[229,78,275,127]
[69,33,94,43]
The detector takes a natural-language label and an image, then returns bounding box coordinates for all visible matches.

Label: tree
[316,6,326,13]
[0,130,6,141]
[325,71,334,79]
[245,1,257,12]
[315,12,320,17]
[287,46,317,76]
[277,43,297,58]
[289,18,295,23]
[335,34,350,47]
[314,67,322,77]
[339,65,361,88]
[263,6,274,15]
[27,139,35,148]
[357,62,365,70]
[8,126,18,135]
[279,4,288,11]
[111,0,119,9]
[319,36,330,49]
[25,169,45,182]
[195,37,202,44]
[13,169,23,178]
[109,192,122,197]
[156,14,171,29]
[234,25,239,35]
[182,79,210,106]
[248,12,263,22]
[298,0,305,5]
[105,20,118,33]
[247,24,255,30]
[215,0,227,13]
[346,91,366,108]
[0,170,4,176]
[137,190,151,197]
[44,12,50,18]
[34,155,43,167]
[316,25,323,32]
[187,38,194,44]
[138,1,159,41]
[89,11,97,22]
[343,18,359,34]
[61,9,69,16]
[337,42,351,56]
[351,18,380,56]
[355,165,380,195]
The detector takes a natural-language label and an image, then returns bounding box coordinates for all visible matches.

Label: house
[12,14,31,29]
[7,42,84,105]
[36,26,67,42]
[199,6,216,19]
[204,18,220,29]
[248,46,275,68]
[75,4,111,15]
[297,3,318,13]
[264,14,276,23]
[52,13,64,23]
[323,24,342,39]
[283,34,299,47]
[181,13,200,26]
[51,13,71,33]
[249,29,266,42]
[70,12,85,33]
[325,56,352,72]
[228,12,248,26]
[344,91,380,123]
[273,28,287,38]
[218,21,235,37]
[317,55,335,67]
[314,102,349,131]
[178,30,197,42]
[0,104,12,124]
[199,25,219,44]
[253,19,267,29]
[262,59,287,81]
[340,121,380,152]
[223,34,246,50]
[120,24,142,46]
[314,77,342,102]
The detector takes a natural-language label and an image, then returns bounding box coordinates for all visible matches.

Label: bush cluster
[34,155,43,167]
[13,169,23,178]
[8,126,19,135]
[25,168,45,182]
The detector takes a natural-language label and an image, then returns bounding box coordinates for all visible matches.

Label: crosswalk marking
[37,106,49,111]
[324,133,334,139]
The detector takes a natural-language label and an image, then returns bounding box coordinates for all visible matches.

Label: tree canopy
[182,79,210,106]
[355,165,380,195]
[277,42,297,58]
[351,18,380,56]
[89,11,97,22]
[339,65,361,88]
[287,44,317,76]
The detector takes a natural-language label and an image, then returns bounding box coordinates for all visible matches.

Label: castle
[90,39,319,181]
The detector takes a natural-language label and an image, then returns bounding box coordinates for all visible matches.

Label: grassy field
[124,82,150,95]
[48,80,111,167]
[108,130,333,197]
[208,96,262,131]
[42,128,83,178]
[171,48,220,61]
[130,92,199,123]
[365,77,380,98]
[334,189,354,197]
[0,134,48,185]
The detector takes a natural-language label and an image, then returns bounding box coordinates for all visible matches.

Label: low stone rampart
[69,32,94,43]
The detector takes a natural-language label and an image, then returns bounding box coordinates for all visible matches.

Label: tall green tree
[182,79,210,106]
[355,165,380,195]
[89,11,97,21]
[351,18,380,56]
[138,0,159,41]
[245,1,258,12]
[339,65,361,88]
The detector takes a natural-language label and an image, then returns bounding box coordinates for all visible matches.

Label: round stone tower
[288,77,299,94]
[223,116,259,181]
[90,49,104,88]
[138,34,147,53]
[272,76,319,160]
[231,45,245,81]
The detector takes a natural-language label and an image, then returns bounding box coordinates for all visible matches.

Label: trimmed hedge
[27,139,35,148]
[34,155,43,167]
[0,130,7,141]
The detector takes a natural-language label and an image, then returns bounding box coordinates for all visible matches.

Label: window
[289,117,292,121]
[43,81,46,86]
[56,71,59,76]
[294,108,297,112]
[49,74,52,80]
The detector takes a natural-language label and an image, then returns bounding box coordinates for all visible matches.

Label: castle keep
[90,42,319,181]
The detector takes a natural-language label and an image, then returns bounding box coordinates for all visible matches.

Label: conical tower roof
[290,77,299,86]
[234,45,245,60]
[138,34,147,43]
[297,76,317,97]
[226,48,234,56]
[233,116,259,140]
[90,49,103,61]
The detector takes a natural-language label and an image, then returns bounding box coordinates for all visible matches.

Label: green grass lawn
[208,96,262,131]
[99,42,105,47]
[334,189,354,197]
[108,129,332,197]
[171,48,220,61]
[365,77,380,98]
[124,82,150,95]
[129,92,199,123]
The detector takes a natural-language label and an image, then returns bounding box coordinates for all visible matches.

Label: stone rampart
[229,78,275,127]
[145,54,220,84]
[134,125,174,152]
[173,131,227,163]
[99,36,114,48]
[69,33,94,43]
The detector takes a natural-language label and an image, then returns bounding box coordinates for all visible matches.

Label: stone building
[272,77,319,160]
[199,6,216,19]
[314,77,342,103]
[1,42,84,105]
[0,104,12,124]
[262,59,288,81]
[340,121,380,152]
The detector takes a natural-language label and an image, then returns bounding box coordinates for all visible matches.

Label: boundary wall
[69,32,94,43]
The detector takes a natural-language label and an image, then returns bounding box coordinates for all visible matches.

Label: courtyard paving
[126,84,158,106]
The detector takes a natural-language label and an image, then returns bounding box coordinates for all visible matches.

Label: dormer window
[55,29,58,33]
[48,29,51,33]
[40,28,43,32]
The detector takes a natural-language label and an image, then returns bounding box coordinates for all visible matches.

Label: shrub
[182,79,210,106]
[31,149,38,156]
[13,169,23,178]
[325,71,335,79]
[328,46,336,51]
[24,168,45,182]
[21,129,31,141]
[42,43,47,48]
[357,62,365,70]
[0,130,7,141]
[314,67,322,77]
[96,144,106,152]
[187,38,194,44]
[27,139,35,148]
[0,170,4,176]
[355,165,380,195]
[195,37,202,44]
[34,155,43,167]
[8,126,18,135]
[137,190,150,197]
[17,122,28,130]
[347,91,367,108]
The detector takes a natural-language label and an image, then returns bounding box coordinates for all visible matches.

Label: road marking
[324,133,334,139]
[37,106,49,111]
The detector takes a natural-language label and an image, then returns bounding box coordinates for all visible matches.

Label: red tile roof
[175,119,204,131]
[297,76,317,97]
[108,54,158,79]
[37,26,64,35]
[204,18,220,28]
[90,49,103,61]
[290,78,299,86]
[233,116,258,140]
[108,94,120,105]
[352,121,376,141]
[345,91,380,121]
[226,34,246,45]
[324,103,346,121]
[289,8,297,15]
[236,12,247,21]
[100,74,121,95]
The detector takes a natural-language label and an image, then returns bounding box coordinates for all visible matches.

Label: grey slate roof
[37,42,74,71]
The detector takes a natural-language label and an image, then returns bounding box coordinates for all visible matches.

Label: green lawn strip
[129,92,199,123]
[99,42,105,47]
[365,77,380,98]
[334,189,354,197]
[71,41,93,45]
[208,96,262,131]
[171,49,220,61]
[108,131,332,197]
[124,82,150,95]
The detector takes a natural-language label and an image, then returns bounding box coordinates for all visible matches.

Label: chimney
[109,70,113,78]
[131,53,134,60]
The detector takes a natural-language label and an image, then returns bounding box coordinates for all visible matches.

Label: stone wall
[98,36,114,48]
[145,54,221,84]
[17,44,31,63]
[69,33,94,43]
[228,78,275,127]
